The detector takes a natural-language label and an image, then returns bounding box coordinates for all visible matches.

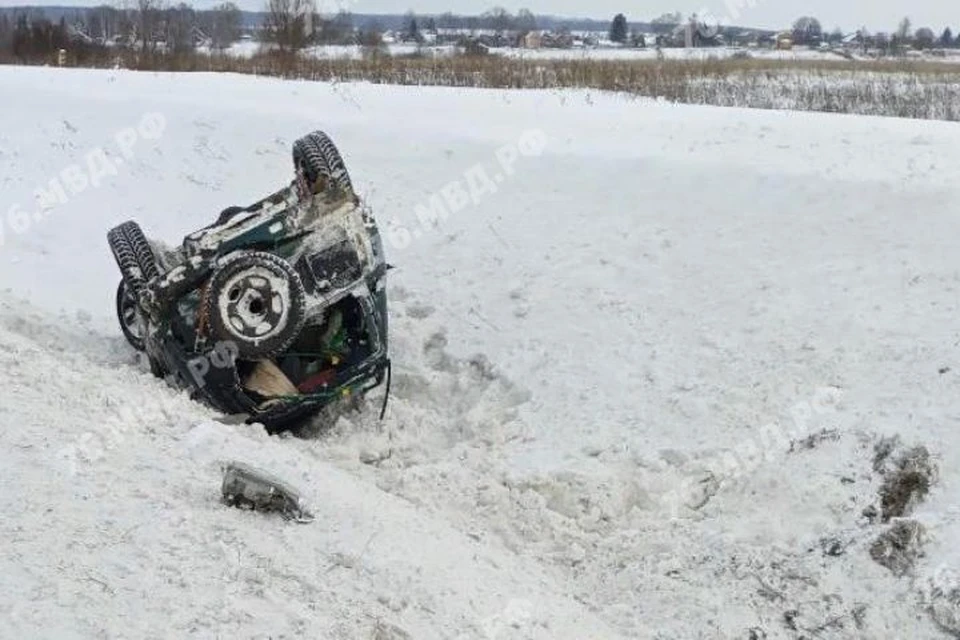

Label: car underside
[108,131,390,433]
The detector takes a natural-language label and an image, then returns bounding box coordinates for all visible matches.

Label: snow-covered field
[217,39,960,65]
[213,40,453,59]
[495,45,854,61]
[497,46,960,64]
[2,66,960,638]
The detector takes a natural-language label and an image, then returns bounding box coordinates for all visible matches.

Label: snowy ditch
[1,67,960,638]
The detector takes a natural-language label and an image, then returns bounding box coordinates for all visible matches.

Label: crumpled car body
[109,131,389,433]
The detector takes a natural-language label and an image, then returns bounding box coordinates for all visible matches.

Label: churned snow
[1,66,959,638]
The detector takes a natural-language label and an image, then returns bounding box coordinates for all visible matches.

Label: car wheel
[292,131,354,198]
[116,280,146,351]
[108,221,159,351]
[107,220,159,296]
[205,251,306,360]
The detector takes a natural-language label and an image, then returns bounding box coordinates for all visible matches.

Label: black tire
[116,280,146,351]
[292,131,354,197]
[216,205,246,226]
[107,221,159,296]
[205,251,306,360]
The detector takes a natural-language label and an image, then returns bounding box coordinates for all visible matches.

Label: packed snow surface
[1,66,959,638]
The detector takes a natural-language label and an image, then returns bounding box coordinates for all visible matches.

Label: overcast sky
[2,0,955,33]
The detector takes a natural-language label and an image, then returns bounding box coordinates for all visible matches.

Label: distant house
[756,33,777,48]
[67,24,95,45]
[541,31,574,48]
[523,31,541,49]
[438,27,499,40]
[841,32,862,50]
[631,33,651,48]
[191,26,211,48]
[571,30,602,47]
[459,37,490,56]
[731,30,755,47]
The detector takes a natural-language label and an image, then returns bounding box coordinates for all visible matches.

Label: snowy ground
[494,45,856,61]
[1,66,960,638]
[215,40,960,65]
[495,46,960,64]
[211,40,455,59]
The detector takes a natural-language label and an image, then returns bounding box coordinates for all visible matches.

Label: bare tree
[652,12,682,26]
[165,2,196,53]
[874,31,890,53]
[263,0,315,53]
[792,16,822,45]
[402,10,421,43]
[515,8,536,35]
[135,0,164,53]
[914,26,935,49]
[358,20,385,57]
[891,16,912,54]
[208,1,241,50]
[311,10,351,45]
[896,16,912,41]
[329,10,353,44]
[86,6,113,42]
[0,14,12,52]
[437,12,455,29]
[481,7,513,35]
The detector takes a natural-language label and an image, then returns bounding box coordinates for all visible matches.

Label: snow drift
[1,66,960,638]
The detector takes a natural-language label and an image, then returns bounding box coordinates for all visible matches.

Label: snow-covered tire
[107,220,159,296]
[205,251,306,360]
[116,280,146,351]
[292,131,353,197]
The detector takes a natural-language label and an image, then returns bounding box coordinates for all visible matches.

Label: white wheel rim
[217,266,291,344]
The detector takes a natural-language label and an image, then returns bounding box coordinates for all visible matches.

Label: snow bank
[1,66,959,638]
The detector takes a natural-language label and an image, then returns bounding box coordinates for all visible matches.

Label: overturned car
[108,131,389,433]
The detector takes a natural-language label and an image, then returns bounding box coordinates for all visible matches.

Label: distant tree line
[603,11,960,51]
[0,2,406,63]
[0,2,551,62]
[5,3,960,66]
[259,4,541,52]
[0,3,247,62]
[0,13,72,60]
[429,8,537,33]
[786,16,958,50]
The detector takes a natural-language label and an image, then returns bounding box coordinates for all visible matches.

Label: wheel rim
[295,159,314,200]
[119,284,144,342]
[218,267,290,342]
